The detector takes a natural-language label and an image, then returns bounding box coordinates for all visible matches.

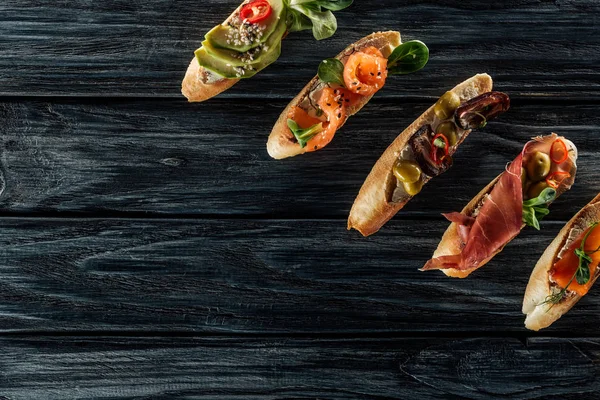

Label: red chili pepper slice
[430,133,450,165]
[550,139,568,164]
[546,171,571,189]
[240,0,272,24]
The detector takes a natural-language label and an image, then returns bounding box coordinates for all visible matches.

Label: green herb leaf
[305,7,337,40]
[318,58,345,86]
[573,223,599,285]
[313,0,353,11]
[433,138,446,149]
[522,207,540,230]
[287,119,324,148]
[543,286,569,307]
[287,9,313,32]
[522,187,556,230]
[286,1,339,40]
[523,188,557,207]
[387,40,430,75]
[575,248,592,285]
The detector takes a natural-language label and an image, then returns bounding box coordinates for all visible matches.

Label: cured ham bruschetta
[523,193,600,331]
[347,74,510,236]
[423,134,578,278]
[267,32,429,159]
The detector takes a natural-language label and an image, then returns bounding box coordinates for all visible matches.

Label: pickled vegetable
[403,179,424,196]
[434,91,461,120]
[526,151,551,182]
[393,160,422,184]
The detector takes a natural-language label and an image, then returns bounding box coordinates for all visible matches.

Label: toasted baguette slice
[182,59,240,102]
[429,136,577,279]
[181,0,252,103]
[347,73,493,237]
[523,193,600,331]
[267,31,402,160]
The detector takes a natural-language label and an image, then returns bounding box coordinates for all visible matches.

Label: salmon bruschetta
[523,193,600,330]
[267,32,430,159]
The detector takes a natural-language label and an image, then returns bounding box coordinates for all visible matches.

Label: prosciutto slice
[423,134,576,272]
[443,212,475,243]
[422,153,524,271]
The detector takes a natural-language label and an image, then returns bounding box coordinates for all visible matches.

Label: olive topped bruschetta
[267,32,429,159]
[347,74,510,236]
[523,194,600,331]
[182,0,353,102]
[423,134,578,278]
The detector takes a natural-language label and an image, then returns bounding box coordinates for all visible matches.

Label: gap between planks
[0,330,596,342]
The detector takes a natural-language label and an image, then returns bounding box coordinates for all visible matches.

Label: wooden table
[1,0,600,398]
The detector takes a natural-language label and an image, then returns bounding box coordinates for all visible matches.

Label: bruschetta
[423,134,577,278]
[267,32,430,159]
[523,193,600,331]
[181,0,353,102]
[347,74,510,236]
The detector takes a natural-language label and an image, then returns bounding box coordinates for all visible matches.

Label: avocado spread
[196,0,286,79]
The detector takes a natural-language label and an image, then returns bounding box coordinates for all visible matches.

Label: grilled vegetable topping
[455,91,510,130]
[409,125,453,177]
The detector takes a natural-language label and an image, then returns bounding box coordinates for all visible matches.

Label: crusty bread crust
[523,193,600,331]
[182,58,240,102]
[431,136,577,278]
[347,73,493,237]
[181,0,250,102]
[266,31,402,160]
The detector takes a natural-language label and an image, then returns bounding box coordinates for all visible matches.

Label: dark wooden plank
[0,217,598,334]
[1,0,599,97]
[1,99,599,218]
[0,336,597,399]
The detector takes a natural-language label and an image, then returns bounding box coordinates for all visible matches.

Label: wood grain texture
[2,1,600,396]
[1,99,599,218]
[0,336,597,399]
[1,0,599,98]
[0,217,598,334]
